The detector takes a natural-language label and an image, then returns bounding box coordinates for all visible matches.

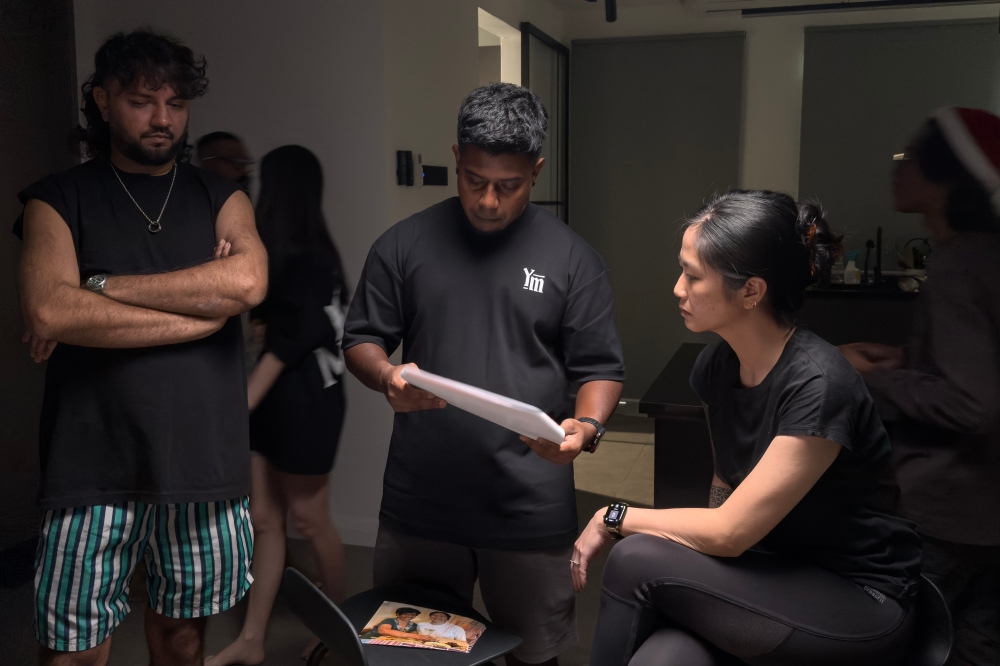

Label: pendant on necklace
[148,221,162,234]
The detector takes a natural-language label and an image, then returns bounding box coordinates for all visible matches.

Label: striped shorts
[34,498,254,652]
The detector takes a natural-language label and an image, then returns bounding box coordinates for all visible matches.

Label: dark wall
[799,19,1000,257]
[569,33,744,398]
[1,1,77,661]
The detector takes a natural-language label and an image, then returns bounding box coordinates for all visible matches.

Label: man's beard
[111,123,188,167]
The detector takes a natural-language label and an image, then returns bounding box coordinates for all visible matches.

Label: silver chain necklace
[111,162,177,234]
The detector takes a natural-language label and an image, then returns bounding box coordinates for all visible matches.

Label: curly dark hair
[457,83,548,158]
[78,28,209,160]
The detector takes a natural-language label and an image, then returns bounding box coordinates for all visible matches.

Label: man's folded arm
[99,190,268,317]
[19,199,227,348]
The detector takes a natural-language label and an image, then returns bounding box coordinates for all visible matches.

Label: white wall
[384,0,566,226]
[72,0,566,547]
[564,1,1000,198]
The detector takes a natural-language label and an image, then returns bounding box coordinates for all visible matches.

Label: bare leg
[145,608,206,666]
[39,639,112,666]
[280,470,346,604]
[280,469,346,660]
[205,456,287,666]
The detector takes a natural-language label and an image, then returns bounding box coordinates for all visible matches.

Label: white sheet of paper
[400,367,566,443]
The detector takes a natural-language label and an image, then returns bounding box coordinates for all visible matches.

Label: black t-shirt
[691,329,921,602]
[255,250,349,369]
[15,158,250,509]
[343,198,625,550]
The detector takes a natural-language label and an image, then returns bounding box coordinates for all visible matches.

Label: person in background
[196,131,253,194]
[17,29,267,666]
[344,83,625,666]
[196,133,261,367]
[577,191,921,666]
[207,145,350,666]
[841,107,1000,666]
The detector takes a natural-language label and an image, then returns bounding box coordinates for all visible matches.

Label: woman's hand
[572,509,612,593]
[247,352,286,411]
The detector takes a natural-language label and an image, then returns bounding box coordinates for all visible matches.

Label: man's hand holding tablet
[519,418,598,465]
[399,367,590,466]
[378,363,447,412]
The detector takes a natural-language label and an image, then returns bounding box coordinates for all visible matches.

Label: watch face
[607,506,623,522]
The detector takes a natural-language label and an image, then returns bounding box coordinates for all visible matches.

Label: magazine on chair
[358,601,486,654]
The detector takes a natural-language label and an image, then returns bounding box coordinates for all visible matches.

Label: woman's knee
[287,501,331,539]
[603,535,694,598]
[249,497,285,533]
[630,628,730,666]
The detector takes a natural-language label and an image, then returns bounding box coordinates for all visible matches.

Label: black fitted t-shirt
[691,329,921,602]
[343,198,625,550]
[15,158,250,509]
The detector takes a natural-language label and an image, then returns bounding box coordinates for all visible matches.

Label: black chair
[282,568,367,666]
[907,574,953,666]
[280,568,521,666]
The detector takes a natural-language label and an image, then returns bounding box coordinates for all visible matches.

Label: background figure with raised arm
[577,191,921,665]
[207,145,350,666]
[197,131,254,195]
[343,83,625,666]
[841,108,1000,666]
[14,30,268,666]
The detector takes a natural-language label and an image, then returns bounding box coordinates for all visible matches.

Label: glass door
[521,23,569,223]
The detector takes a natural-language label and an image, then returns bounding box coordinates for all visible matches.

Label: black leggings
[590,535,915,666]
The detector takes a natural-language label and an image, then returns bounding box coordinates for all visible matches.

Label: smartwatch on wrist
[576,417,606,454]
[603,501,629,539]
[84,274,108,294]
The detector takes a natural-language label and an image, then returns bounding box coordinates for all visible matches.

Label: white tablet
[400,367,566,444]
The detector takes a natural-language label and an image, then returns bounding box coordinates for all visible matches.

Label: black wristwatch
[576,417,605,454]
[604,501,629,540]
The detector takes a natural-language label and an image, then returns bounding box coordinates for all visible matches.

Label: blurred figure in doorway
[841,107,1000,666]
[197,131,253,194]
[207,145,350,666]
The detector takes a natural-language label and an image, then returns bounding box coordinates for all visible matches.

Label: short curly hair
[457,83,548,158]
[78,28,209,160]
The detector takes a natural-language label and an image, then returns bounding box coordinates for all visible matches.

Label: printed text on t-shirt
[523,268,545,293]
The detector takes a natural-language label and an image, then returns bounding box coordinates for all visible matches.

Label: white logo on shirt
[523,268,545,294]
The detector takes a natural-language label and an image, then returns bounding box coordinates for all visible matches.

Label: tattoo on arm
[709,485,732,508]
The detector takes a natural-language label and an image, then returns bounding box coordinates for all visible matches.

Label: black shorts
[250,361,346,475]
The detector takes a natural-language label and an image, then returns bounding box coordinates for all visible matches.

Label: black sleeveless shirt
[15,158,250,509]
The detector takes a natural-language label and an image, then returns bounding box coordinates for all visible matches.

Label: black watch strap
[577,417,605,453]
[604,501,629,539]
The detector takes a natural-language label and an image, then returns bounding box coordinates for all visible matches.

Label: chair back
[281,567,367,666]
[908,574,953,666]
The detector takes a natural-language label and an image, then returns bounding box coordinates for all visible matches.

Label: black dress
[250,250,348,475]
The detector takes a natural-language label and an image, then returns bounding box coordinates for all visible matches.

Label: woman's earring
[751,301,758,309]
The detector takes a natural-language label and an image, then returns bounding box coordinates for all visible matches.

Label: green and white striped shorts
[34,498,254,652]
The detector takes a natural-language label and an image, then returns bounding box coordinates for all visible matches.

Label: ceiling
[545,0,680,10]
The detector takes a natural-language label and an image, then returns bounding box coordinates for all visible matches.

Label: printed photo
[358,601,486,653]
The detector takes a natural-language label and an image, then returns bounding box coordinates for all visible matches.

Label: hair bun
[796,201,843,279]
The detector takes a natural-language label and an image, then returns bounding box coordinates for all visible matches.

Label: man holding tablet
[344,83,625,666]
